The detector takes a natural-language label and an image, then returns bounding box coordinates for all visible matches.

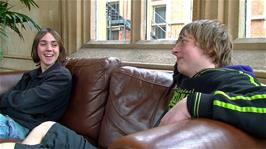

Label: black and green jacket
[169,66,266,138]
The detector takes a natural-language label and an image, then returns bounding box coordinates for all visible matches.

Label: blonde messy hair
[179,19,232,67]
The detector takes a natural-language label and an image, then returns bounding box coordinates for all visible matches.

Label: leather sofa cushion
[98,66,173,148]
[0,71,24,98]
[60,57,121,144]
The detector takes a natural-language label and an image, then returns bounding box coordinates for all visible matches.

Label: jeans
[0,113,29,140]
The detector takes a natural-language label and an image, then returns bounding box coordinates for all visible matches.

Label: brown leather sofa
[0,57,265,149]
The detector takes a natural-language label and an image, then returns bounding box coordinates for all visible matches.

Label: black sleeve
[187,74,266,138]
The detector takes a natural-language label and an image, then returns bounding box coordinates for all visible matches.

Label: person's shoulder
[47,63,72,79]
[195,68,232,76]
[23,67,41,79]
[200,67,250,75]
[195,68,244,81]
[224,65,255,77]
[211,68,261,86]
[57,64,71,74]
[56,64,72,78]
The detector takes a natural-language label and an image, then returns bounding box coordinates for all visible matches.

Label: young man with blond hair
[160,20,266,139]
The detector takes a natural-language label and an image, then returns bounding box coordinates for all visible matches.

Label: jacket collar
[28,62,61,79]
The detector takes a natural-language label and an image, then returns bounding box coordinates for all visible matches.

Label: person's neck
[40,63,54,73]
[189,64,215,78]
[41,67,48,73]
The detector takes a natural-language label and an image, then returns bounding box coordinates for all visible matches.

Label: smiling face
[171,31,215,78]
[37,33,60,72]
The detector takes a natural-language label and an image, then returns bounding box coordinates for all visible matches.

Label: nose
[46,43,53,51]
[171,42,180,55]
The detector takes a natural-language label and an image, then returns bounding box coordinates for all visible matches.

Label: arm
[161,84,266,138]
[187,85,266,139]
[159,97,190,126]
[0,68,72,114]
[161,69,266,138]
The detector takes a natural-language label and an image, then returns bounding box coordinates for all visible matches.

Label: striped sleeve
[213,90,266,114]
[187,86,266,138]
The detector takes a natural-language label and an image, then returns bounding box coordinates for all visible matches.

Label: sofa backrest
[60,57,121,145]
[98,66,173,148]
[0,71,24,98]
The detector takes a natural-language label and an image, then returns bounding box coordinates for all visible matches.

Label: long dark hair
[31,28,66,65]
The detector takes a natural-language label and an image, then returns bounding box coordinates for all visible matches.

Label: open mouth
[44,54,54,57]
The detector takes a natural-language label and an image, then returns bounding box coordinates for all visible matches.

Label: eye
[51,42,58,47]
[39,42,47,46]
[182,39,188,44]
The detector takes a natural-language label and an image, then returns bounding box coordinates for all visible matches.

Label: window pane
[154,6,166,23]
[95,0,131,41]
[145,0,193,40]
[152,25,166,39]
[241,0,266,38]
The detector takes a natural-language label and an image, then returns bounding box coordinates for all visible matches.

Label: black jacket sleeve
[187,70,266,138]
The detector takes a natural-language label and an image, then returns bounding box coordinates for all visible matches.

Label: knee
[21,121,57,145]
[31,121,56,133]
[37,121,56,130]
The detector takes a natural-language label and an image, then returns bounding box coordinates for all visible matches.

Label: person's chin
[43,61,55,67]
[177,65,184,72]
[177,66,188,76]
[43,57,56,64]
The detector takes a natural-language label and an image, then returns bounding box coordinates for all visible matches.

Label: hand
[159,97,191,126]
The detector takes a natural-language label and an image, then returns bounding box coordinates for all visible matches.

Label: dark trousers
[15,123,96,149]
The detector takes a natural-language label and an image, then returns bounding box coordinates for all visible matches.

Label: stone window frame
[60,0,266,54]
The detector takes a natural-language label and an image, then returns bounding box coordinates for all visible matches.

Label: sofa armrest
[0,71,24,98]
[0,139,20,143]
[109,118,266,149]
[0,71,25,144]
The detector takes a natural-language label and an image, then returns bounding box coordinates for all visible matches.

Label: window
[239,0,266,38]
[145,0,193,40]
[151,6,166,39]
[38,0,265,73]
[95,0,131,41]
[93,0,192,41]
[154,6,166,24]
[63,0,265,52]
[106,1,120,40]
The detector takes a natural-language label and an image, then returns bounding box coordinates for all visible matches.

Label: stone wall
[1,48,265,84]
[70,48,266,71]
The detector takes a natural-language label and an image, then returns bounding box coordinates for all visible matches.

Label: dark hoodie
[0,62,72,129]
[170,64,266,138]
